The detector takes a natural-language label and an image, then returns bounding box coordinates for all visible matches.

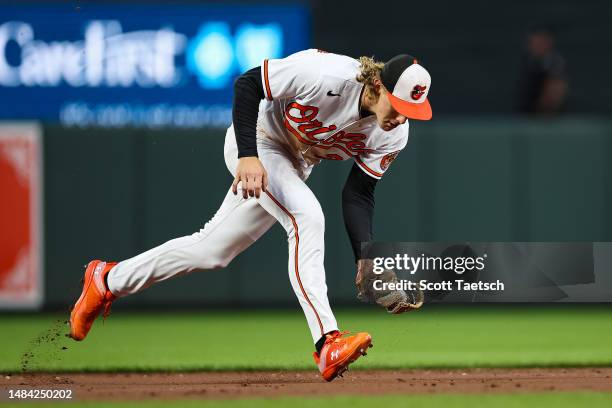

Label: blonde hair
[356,56,384,103]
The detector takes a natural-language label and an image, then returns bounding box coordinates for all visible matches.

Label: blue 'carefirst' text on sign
[0,3,309,128]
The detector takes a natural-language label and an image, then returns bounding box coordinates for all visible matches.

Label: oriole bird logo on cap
[411,85,427,101]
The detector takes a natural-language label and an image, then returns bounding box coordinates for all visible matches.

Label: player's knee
[193,253,234,270]
[212,257,232,269]
[298,208,325,235]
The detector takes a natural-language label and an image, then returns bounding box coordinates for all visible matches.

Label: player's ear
[372,77,385,100]
[372,77,384,95]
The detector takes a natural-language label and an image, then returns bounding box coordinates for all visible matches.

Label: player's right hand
[232,156,269,199]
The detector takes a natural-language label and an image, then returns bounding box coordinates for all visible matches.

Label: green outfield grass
[0,306,611,372]
[2,393,612,408]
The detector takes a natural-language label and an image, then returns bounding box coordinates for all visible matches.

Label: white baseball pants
[106,125,338,342]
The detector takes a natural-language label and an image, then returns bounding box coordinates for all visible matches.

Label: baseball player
[69,49,432,382]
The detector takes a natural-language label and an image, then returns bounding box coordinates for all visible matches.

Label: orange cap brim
[387,92,432,121]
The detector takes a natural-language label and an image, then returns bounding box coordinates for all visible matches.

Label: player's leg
[254,141,372,381]
[106,189,276,296]
[69,126,276,340]
[105,124,277,296]
[221,125,338,341]
[254,140,338,342]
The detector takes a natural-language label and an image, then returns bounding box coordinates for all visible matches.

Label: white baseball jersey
[106,50,418,347]
[258,49,409,179]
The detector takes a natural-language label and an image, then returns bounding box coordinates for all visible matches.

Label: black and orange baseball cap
[381,54,432,120]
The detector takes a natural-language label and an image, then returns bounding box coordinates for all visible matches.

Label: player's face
[376,87,408,131]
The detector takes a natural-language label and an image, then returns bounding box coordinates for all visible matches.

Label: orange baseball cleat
[69,260,117,341]
[313,331,373,381]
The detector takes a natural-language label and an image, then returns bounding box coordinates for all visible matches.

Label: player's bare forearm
[232,156,269,199]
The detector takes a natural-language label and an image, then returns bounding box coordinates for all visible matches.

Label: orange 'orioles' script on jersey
[258,49,409,179]
[284,102,376,159]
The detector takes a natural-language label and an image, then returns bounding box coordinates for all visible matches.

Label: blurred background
[1,0,611,311]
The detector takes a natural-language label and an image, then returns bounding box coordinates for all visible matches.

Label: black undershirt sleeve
[342,163,378,262]
[232,66,265,158]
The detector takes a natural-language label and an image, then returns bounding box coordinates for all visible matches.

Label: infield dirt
[4,368,612,401]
